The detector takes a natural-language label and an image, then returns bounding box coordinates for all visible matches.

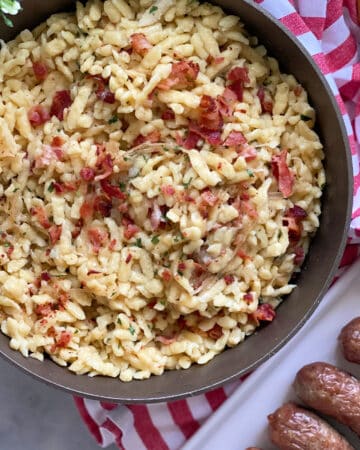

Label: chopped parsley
[119,182,127,192]
[183,177,193,189]
[300,114,311,122]
[160,299,166,305]
[149,5,158,14]
[247,169,254,177]
[151,235,160,245]
[13,187,19,192]
[108,115,119,124]
[48,183,54,193]
[320,183,326,191]
[129,324,136,335]
[117,317,122,325]
[132,238,143,248]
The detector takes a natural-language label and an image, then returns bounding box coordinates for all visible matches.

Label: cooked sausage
[268,402,354,449]
[340,317,360,364]
[294,362,360,436]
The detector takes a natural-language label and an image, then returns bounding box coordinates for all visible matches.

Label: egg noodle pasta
[0,0,324,381]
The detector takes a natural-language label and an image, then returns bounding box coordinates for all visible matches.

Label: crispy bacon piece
[31,206,51,229]
[88,227,108,253]
[72,219,83,239]
[238,145,257,161]
[51,330,72,352]
[242,200,258,219]
[228,80,244,102]
[157,61,200,90]
[125,253,132,264]
[155,335,177,345]
[28,105,50,127]
[122,217,139,240]
[96,84,115,104]
[51,136,64,147]
[161,269,172,282]
[80,198,94,221]
[208,324,223,340]
[217,87,238,118]
[130,33,152,56]
[189,121,222,146]
[48,225,62,245]
[199,95,223,131]
[237,249,251,260]
[133,130,161,147]
[252,303,276,324]
[243,293,253,304]
[227,67,250,84]
[50,90,72,120]
[161,108,175,121]
[34,144,64,169]
[32,60,49,81]
[100,179,126,200]
[80,167,95,181]
[89,75,116,104]
[161,185,176,196]
[95,150,113,181]
[35,303,53,316]
[271,150,294,198]
[58,291,69,310]
[94,195,113,217]
[226,68,249,103]
[283,205,307,244]
[201,189,218,207]
[224,274,234,285]
[223,130,247,147]
[182,131,201,150]
[233,196,258,220]
[288,205,308,220]
[53,182,77,194]
[257,87,273,114]
[207,55,225,65]
[294,85,303,97]
[294,246,305,265]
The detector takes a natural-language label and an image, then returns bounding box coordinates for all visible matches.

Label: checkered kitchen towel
[75,1,360,448]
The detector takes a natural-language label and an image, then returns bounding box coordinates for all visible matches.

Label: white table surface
[0,356,116,450]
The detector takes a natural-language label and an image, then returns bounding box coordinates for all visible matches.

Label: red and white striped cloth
[75,1,360,448]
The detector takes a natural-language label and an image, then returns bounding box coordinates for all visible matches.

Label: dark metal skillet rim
[0,0,353,403]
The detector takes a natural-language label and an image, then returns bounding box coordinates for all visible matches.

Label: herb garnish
[247,169,254,177]
[183,177,193,189]
[108,115,118,124]
[300,114,311,122]
[151,235,160,245]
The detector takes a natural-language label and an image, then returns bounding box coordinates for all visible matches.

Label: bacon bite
[157,60,200,90]
[130,33,152,56]
[272,150,294,198]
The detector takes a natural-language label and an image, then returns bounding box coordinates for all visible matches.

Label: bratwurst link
[268,402,354,449]
[340,317,360,364]
[294,362,360,436]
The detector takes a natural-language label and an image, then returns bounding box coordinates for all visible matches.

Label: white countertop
[0,356,116,450]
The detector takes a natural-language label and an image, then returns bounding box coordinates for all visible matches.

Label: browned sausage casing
[294,362,360,436]
[268,402,354,449]
[340,317,360,364]
[268,403,354,450]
